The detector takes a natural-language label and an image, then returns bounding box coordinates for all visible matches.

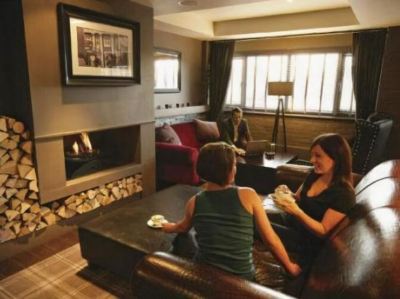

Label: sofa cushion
[156,124,182,145]
[193,119,220,142]
[172,122,202,149]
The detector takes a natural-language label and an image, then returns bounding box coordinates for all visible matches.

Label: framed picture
[57,4,140,86]
[154,48,181,93]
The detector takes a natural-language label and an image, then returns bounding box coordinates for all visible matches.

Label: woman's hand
[279,200,302,216]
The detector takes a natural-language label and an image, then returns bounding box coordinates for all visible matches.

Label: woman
[162,142,300,280]
[270,133,355,266]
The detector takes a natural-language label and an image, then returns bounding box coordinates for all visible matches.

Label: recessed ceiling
[132,0,400,40]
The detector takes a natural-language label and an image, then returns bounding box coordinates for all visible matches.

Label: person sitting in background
[220,107,252,155]
[269,133,356,268]
[162,142,301,281]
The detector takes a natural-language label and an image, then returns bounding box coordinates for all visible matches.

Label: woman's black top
[298,173,355,221]
[290,173,356,259]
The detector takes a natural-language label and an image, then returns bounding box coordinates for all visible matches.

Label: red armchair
[156,122,204,186]
[156,120,220,186]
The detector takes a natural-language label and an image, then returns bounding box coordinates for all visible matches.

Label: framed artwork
[57,3,140,86]
[154,48,181,93]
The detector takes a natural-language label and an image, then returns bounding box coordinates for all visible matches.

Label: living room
[1,0,400,298]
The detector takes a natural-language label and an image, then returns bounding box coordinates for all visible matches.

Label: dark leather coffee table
[79,184,200,279]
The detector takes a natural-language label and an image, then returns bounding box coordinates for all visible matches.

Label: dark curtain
[207,40,235,121]
[352,30,387,120]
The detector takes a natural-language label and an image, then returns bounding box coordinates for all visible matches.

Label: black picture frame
[154,48,181,93]
[57,3,140,86]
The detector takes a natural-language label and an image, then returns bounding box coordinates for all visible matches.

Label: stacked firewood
[0,116,143,243]
[0,116,38,242]
[52,174,142,220]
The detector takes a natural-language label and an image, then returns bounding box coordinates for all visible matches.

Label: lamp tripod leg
[271,98,288,152]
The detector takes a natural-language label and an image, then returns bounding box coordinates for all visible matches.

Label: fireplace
[63,126,140,180]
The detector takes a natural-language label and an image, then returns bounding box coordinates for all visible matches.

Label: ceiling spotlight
[178,0,198,7]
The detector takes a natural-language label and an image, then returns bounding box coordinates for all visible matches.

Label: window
[225,51,355,116]
[154,48,181,93]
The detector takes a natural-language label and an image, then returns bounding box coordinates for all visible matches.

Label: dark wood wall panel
[377,26,400,159]
[0,0,33,130]
[245,113,354,159]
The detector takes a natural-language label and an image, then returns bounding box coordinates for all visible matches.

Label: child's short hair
[196,142,235,186]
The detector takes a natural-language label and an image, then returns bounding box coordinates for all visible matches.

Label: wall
[22,0,154,138]
[377,26,400,159]
[21,0,156,200]
[154,30,203,110]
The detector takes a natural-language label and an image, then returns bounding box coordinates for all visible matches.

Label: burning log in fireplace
[64,127,138,180]
[65,132,102,179]
[66,132,99,159]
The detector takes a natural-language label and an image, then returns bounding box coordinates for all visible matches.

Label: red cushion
[171,122,202,149]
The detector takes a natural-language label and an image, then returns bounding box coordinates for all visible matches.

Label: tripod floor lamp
[268,82,294,152]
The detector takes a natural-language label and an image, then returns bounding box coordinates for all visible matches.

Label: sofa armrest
[275,164,312,192]
[156,142,199,165]
[132,252,297,299]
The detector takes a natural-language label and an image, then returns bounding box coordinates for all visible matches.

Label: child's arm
[162,196,195,233]
[248,190,301,277]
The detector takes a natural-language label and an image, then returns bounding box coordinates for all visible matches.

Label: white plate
[147,219,168,228]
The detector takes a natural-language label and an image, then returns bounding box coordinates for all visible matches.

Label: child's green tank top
[193,187,254,279]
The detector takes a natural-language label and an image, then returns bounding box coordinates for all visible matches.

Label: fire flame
[72,142,79,155]
[80,132,93,152]
[71,132,93,155]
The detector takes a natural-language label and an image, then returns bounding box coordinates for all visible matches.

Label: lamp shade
[268,82,293,96]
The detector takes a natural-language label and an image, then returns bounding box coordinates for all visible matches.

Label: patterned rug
[0,244,131,298]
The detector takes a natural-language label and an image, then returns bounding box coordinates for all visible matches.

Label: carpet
[0,244,131,298]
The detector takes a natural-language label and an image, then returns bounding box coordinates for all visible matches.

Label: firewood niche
[0,116,144,242]
[63,126,139,180]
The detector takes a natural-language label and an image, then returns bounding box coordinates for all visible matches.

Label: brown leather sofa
[132,160,400,299]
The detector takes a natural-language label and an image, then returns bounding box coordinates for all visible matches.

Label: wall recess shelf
[155,105,209,118]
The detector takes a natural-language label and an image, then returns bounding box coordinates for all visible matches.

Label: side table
[235,152,297,194]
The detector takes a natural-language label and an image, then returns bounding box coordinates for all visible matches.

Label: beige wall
[22,0,156,200]
[154,30,203,109]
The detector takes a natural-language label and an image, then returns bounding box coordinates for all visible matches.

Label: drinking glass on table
[266,142,276,159]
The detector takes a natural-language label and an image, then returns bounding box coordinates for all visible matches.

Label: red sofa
[156,122,205,186]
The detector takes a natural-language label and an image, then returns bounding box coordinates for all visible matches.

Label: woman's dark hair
[196,142,235,186]
[311,133,353,188]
